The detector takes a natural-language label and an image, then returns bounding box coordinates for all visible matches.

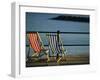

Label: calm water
[26,12,89,56]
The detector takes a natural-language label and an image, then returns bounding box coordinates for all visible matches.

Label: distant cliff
[51,15,89,23]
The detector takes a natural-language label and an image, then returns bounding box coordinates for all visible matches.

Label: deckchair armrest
[60,48,66,51]
[60,49,67,54]
[42,47,48,51]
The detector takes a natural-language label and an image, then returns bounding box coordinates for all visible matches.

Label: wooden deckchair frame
[46,32,68,63]
[27,32,50,62]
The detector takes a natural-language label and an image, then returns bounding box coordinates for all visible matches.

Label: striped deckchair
[46,33,67,63]
[27,32,50,62]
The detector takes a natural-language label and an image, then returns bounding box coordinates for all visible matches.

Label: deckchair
[27,32,50,62]
[46,33,67,63]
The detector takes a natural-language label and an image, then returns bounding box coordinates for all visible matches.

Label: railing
[26,31,89,46]
[26,31,89,34]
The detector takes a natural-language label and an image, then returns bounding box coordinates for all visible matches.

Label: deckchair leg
[57,57,62,64]
[26,45,31,62]
[62,54,64,60]
[47,54,50,62]
[45,50,50,62]
[64,51,67,61]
